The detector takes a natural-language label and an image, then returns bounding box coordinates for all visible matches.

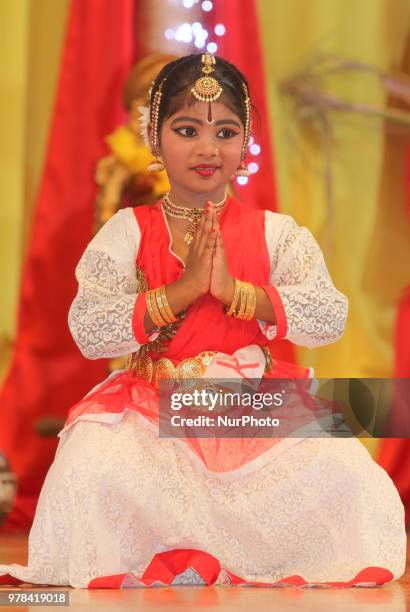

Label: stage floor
[0,533,408,611]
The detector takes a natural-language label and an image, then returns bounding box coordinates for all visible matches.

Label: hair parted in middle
[147,53,255,163]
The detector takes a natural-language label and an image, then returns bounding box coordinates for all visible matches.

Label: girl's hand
[209,207,235,304]
[181,203,217,297]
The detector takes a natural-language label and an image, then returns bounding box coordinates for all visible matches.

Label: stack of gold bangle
[146,286,177,327]
[224,278,256,320]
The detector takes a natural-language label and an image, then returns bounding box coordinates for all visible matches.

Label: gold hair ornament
[234,82,252,176]
[241,82,252,161]
[191,53,223,103]
[148,78,166,172]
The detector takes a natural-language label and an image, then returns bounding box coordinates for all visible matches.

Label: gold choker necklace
[162,192,227,245]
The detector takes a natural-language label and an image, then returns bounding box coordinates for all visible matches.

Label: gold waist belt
[128,346,273,388]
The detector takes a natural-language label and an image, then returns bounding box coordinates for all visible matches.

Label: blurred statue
[93,52,176,232]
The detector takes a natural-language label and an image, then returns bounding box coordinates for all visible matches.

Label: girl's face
[158,99,244,199]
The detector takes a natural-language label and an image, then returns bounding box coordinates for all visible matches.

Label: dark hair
[149,54,256,133]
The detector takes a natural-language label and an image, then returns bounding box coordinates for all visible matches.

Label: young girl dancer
[0,53,405,589]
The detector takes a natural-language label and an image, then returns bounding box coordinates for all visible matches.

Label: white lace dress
[0,205,405,588]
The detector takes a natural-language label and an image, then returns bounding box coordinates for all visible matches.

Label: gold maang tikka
[191,53,223,105]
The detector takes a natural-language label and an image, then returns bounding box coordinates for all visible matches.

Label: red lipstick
[191,165,220,177]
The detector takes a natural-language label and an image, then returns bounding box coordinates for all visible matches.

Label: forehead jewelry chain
[162,192,226,246]
[191,53,223,103]
[150,78,166,158]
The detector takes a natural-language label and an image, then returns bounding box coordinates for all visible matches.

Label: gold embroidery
[136,264,148,292]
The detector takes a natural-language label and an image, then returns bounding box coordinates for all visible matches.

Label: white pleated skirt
[0,409,406,588]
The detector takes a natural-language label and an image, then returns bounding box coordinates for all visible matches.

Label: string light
[248,162,259,174]
[250,144,261,155]
[206,42,217,53]
[165,21,208,48]
[202,1,213,11]
[192,22,203,35]
[174,23,193,43]
[214,24,225,36]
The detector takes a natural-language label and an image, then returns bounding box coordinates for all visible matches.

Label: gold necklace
[162,192,227,245]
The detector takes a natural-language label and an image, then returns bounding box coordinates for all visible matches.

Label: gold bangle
[146,289,168,327]
[238,281,255,319]
[225,278,241,316]
[158,285,177,323]
[154,288,171,325]
[237,282,249,319]
[243,284,256,320]
[146,290,161,327]
[152,288,170,326]
[224,280,256,320]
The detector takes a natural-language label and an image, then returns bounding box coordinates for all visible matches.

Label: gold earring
[234,162,251,177]
[148,155,164,173]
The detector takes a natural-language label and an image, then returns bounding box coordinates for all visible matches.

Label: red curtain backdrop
[203,0,295,365]
[394,286,410,379]
[377,147,410,527]
[0,0,136,532]
[378,285,410,527]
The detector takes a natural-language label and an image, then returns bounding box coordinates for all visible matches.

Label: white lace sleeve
[68,208,159,359]
[258,211,348,348]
